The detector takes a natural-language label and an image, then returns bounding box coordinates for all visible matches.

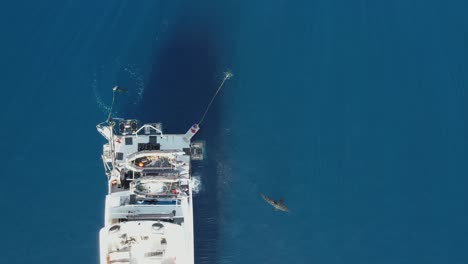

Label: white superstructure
[97,119,203,264]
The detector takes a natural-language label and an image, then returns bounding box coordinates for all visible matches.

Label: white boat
[97,119,204,264]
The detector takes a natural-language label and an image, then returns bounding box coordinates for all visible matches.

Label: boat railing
[133,124,163,137]
[122,198,182,206]
[125,150,184,162]
[101,156,112,176]
[126,164,174,172]
[109,205,183,220]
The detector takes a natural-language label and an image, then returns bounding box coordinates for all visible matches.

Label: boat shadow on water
[140,14,225,264]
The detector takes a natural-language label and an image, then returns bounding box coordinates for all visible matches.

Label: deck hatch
[138,143,160,151]
[125,137,133,145]
[116,152,124,160]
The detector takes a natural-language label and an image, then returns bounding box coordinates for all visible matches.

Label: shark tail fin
[113,86,128,93]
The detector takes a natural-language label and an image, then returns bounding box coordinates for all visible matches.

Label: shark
[261,193,289,212]
[112,86,128,93]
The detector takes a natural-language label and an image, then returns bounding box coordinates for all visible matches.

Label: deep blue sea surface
[0,1,467,263]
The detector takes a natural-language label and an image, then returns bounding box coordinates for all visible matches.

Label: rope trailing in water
[104,86,127,173]
[198,71,233,125]
[106,89,117,122]
[106,86,127,122]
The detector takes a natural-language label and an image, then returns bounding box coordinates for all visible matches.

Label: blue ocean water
[0,1,467,264]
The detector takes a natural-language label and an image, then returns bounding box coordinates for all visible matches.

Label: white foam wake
[91,60,146,117]
[191,176,202,195]
[92,72,111,115]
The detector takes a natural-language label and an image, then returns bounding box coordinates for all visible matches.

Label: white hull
[97,120,202,264]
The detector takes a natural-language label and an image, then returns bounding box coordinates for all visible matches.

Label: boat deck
[114,134,190,163]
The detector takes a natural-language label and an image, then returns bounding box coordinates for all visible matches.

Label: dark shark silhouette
[261,193,289,212]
